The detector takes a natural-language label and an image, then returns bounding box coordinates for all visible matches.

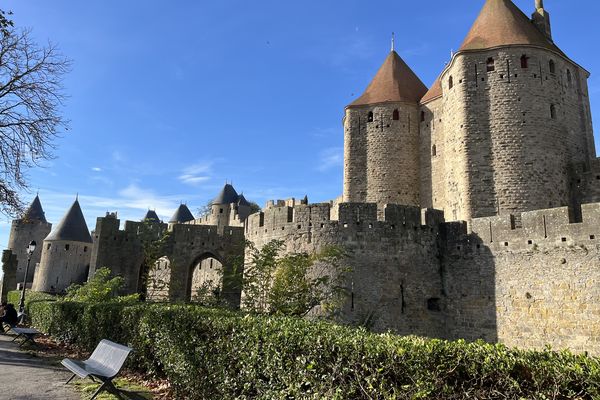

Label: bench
[62,339,133,400]
[11,327,42,347]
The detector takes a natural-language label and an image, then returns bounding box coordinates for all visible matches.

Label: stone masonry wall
[246,203,447,336]
[446,204,600,354]
[422,46,594,221]
[33,239,92,293]
[7,219,52,283]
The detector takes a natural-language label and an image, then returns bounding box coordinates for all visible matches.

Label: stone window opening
[367,111,374,122]
[47,243,51,250]
[420,111,425,122]
[486,57,495,72]
[65,244,70,251]
[550,104,557,119]
[392,109,399,120]
[449,75,454,89]
[567,69,572,85]
[549,60,556,74]
[83,246,87,252]
[219,208,223,214]
[520,54,529,68]
[432,145,437,157]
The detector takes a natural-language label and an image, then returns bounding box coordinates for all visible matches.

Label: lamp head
[27,240,37,255]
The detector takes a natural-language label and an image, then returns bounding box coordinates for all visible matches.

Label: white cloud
[317,147,343,172]
[92,167,102,172]
[178,162,213,186]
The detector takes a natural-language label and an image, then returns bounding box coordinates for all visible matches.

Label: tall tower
[343,49,427,209]
[7,195,52,284]
[419,0,595,221]
[33,199,93,293]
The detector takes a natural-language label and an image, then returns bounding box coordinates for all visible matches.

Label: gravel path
[0,333,80,400]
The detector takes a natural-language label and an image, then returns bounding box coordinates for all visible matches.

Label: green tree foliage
[243,240,350,316]
[64,267,138,303]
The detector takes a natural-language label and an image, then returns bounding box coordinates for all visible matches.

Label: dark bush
[23,298,600,399]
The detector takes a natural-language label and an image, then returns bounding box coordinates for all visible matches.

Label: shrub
[64,267,138,304]
[7,289,55,313]
[23,300,600,400]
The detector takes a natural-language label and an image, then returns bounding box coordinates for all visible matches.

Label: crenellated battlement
[246,202,446,241]
[449,203,600,251]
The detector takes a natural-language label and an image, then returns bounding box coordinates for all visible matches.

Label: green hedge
[7,290,55,312]
[24,299,600,399]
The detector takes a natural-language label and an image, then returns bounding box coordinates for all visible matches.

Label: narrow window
[367,111,374,122]
[449,76,454,89]
[65,244,70,251]
[83,246,88,253]
[219,208,223,214]
[392,109,399,120]
[567,69,572,85]
[520,54,529,69]
[549,60,556,74]
[420,111,425,122]
[432,145,437,156]
[550,104,556,119]
[486,57,495,72]
[47,244,51,250]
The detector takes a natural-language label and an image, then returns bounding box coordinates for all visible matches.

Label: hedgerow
[14,294,600,399]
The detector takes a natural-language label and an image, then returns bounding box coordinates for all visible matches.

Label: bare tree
[0,11,70,215]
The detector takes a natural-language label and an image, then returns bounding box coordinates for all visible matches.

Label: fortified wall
[90,213,246,305]
[246,200,600,354]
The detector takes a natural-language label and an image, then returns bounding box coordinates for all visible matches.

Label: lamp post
[18,240,37,315]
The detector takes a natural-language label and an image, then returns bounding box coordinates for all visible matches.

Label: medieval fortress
[2,0,599,354]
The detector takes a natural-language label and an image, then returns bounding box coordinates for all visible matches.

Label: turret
[32,199,93,293]
[532,0,552,41]
[7,195,52,284]
[419,0,594,221]
[344,47,427,211]
[169,204,195,228]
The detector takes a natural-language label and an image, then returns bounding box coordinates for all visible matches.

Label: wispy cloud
[316,147,343,172]
[92,167,102,172]
[178,162,213,186]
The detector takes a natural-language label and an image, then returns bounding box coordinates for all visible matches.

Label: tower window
[550,104,556,119]
[549,60,556,74]
[448,76,453,89]
[486,58,495,72]
[219,208,223,214]
[432,145,437,156]
[520,54,529,68]
[65,244,70,251]
[567,69,572,85]
[420,111,425,122]
[392,109,399,120]
[367,111,374,122]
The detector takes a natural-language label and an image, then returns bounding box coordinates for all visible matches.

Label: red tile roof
[348,51,427,107]
[420,75,443,104]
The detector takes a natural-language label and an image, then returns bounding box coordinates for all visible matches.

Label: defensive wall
[246,201,600,354]
[90,214,245,305]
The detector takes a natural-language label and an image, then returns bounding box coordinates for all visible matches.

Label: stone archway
[188,252,223,302]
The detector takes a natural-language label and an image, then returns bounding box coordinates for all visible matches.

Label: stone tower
[343,49,427,209]
[33,199,93,293]
[7,195,52,284]
[419,0,595,221]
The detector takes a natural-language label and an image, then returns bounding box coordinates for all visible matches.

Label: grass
[71,377,153,399]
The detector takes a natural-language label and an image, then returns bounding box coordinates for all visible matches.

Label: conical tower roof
[45,199,92,243]
[459,0,563,54]
[213,183,239,205]
[420,75,443,104]
[348,50,427,107]
[143,210,161,222]
[22,195,47,223]
[237,194,251,207]
[169,204,195,223]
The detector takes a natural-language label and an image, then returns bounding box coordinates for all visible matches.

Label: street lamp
[18,240,37,315]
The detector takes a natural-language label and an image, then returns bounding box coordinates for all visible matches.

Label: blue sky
[1,0,599,253]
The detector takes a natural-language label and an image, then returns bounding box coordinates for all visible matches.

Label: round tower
[168,204,195,228]
[344,49,427,208]
[32,199,93,293]
[7,195,52,284]
[210,183,239,231]
[420,0,595,221]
